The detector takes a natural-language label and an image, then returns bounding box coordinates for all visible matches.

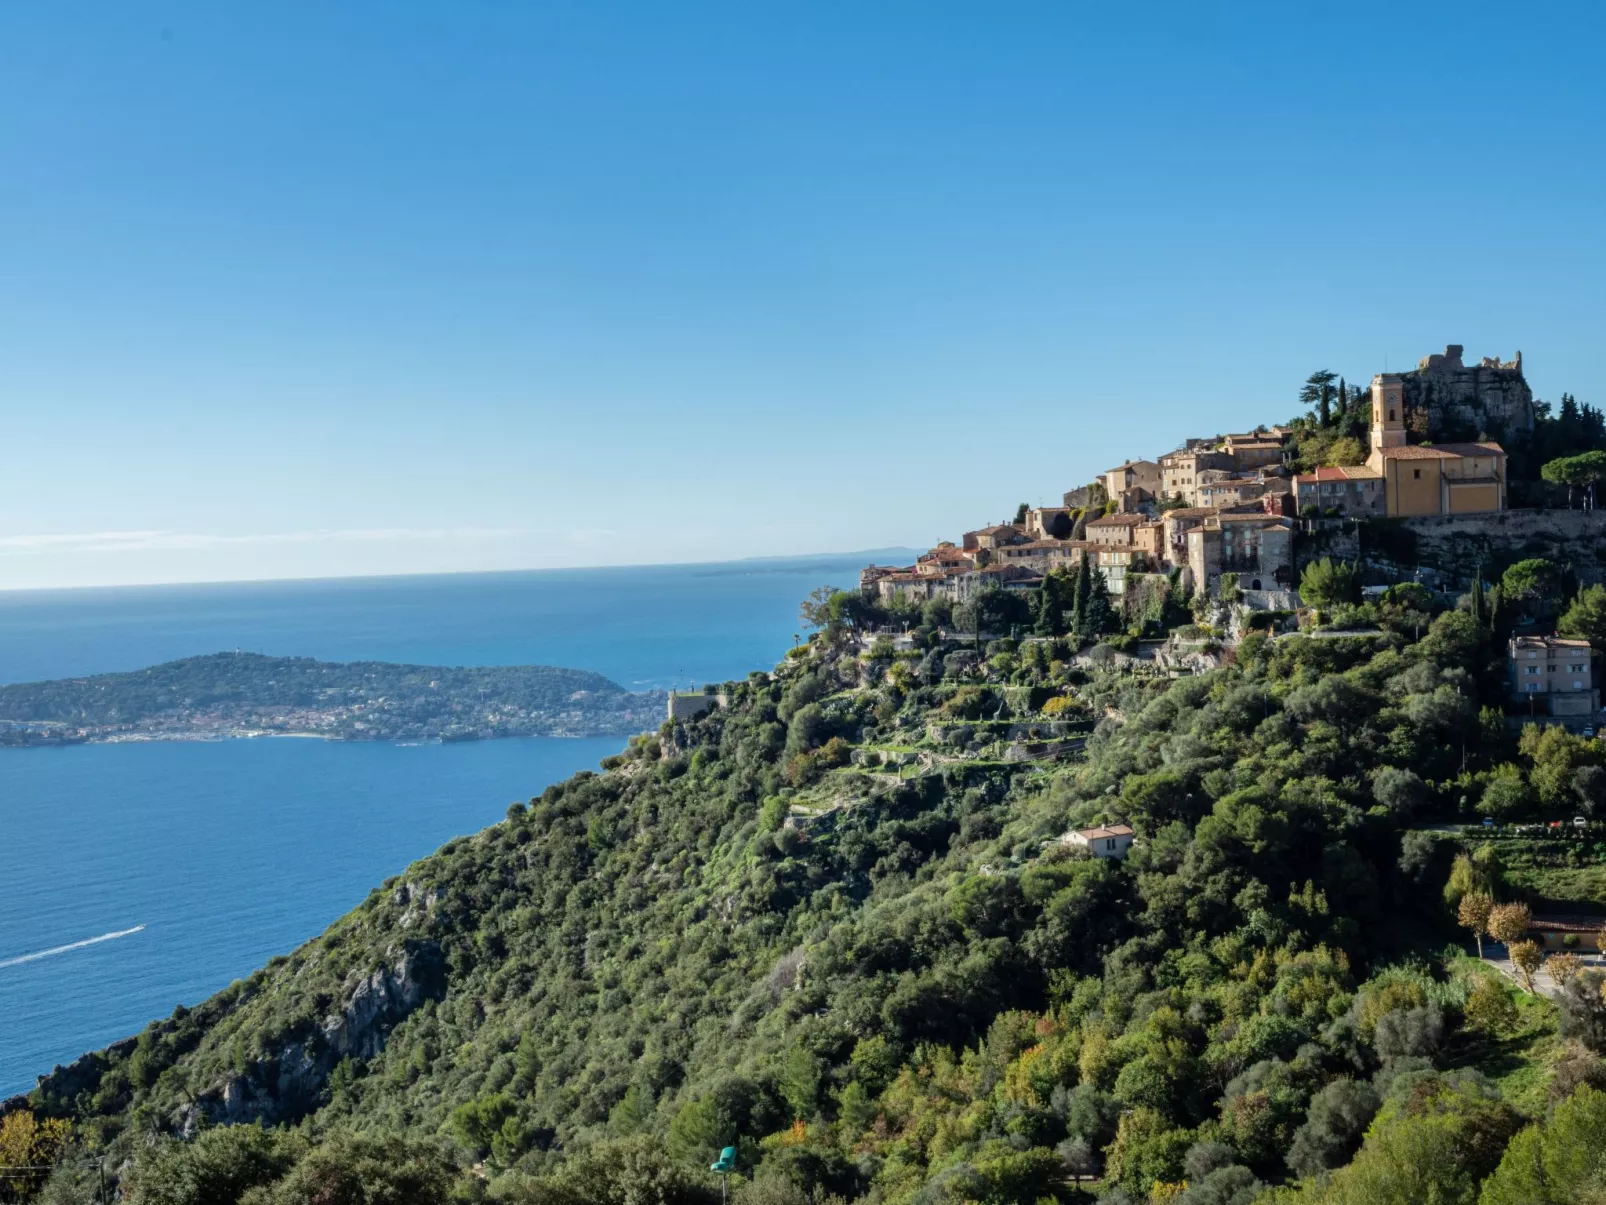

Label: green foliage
[122,1128,456,1205]
[1298,558,1360,609]
[34,584,1599,1204]
[1560,584,1606,647]
[1539,449,1606,508]
[1500,559,1562,612]
[1283,1074,1521,1205]
[1478,1084,1606,1204]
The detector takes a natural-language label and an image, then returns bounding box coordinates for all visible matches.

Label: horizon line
[0,545,931,598]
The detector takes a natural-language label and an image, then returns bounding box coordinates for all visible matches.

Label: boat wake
[0,925,147,969]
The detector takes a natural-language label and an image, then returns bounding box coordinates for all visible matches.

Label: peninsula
[0,653,663,745]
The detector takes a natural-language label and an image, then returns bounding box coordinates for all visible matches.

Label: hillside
[0,653,661,743]
[13,582,1606,1205]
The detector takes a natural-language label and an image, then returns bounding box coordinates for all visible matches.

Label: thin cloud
[0,529,522,555]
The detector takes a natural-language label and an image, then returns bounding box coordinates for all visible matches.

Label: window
[1413,469,1421,479]
[1389,409,1396,421]
[1105,838,1116,851]
[1569,663,1586,673]
[1526,666,1541,675]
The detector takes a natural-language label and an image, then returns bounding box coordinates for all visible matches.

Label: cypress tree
[1070,552,1094,639]
[1083,578,1115,637]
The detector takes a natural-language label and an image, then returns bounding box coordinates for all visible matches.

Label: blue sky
[1,1,1602,588]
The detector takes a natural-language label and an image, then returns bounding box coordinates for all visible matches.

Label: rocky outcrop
[177,940,444,1134]
[1402,344,1534,439]
[7,1036,139,1117]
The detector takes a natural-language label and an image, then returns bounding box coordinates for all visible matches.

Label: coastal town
[863,344,1523,610]
[858,344,1606,727]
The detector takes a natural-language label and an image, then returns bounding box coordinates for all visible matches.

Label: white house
[1063,823,1135,860]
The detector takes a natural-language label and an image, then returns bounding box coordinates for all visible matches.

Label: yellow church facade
[1362,374,1507,516]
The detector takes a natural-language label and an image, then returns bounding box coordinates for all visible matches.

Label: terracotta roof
[1215,513,1293,526]
[1074,823,1135,840]
[968,523,1023,535]
[1376,442,1506,461]
[1163,507,1218,519]
[1007,539,1076,551]
[1512,635,1592,651]
[1530,914,1606,934]
[1087,513,1144,527]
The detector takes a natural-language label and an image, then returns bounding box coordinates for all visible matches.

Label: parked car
[1576,816,1589,828]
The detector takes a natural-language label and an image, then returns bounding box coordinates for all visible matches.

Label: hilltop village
[864,345,1526,610]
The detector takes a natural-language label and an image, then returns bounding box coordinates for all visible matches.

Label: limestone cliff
[1401,343,1534,440]
[178,939,445,1133]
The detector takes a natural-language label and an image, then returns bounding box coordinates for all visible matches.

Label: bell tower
[1370,374,1406,451]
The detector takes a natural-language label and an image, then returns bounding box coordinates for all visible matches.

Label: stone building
[1133,521,1164,563]
[962,524,1030,553]
[1095,545,1148,595]
[917,543,975,576]
[1195,477,1267,509]
[1224,435,1285,471]
[1366,374,1507,515]
[1292,465,1386,518]
[1187,514,1295,596]
[1159,449,1233,505]
[1509,635,1598,720]
[1102,459,1162,500]
[994,539,1082,574]
[1085,513,1145,546]
[1063,823,1135,860]
[1159,508,1217,568]
[1024,507,1072,540]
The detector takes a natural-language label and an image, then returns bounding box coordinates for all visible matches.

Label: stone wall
[1299,509,1606,588]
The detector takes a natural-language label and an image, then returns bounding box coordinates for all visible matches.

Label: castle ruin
[1400,343,1534,441]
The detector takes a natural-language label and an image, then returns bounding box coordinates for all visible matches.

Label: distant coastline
[0,653,662,748]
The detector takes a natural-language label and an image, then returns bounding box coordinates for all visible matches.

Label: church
[1361,373,1507,516]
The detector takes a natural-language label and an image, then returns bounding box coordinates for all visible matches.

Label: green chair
[710,1144,738,1202]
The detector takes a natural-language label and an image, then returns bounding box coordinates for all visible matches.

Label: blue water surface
[0,552,904,1095]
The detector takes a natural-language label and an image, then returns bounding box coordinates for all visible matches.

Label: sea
[0,552,913,1097]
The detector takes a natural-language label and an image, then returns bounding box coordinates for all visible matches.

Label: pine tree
[1300,370,1337,425]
